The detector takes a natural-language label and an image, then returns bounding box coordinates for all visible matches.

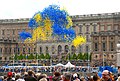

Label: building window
[34,47,36,54]
[18,48,20,54]
[101,25,105,31]
[14,47,16,54]
[2,30,5,35]
[86,25,89,33]
[51,46,55,54]
[79,25,82,33]
[46,46,49,54]
[9,47,11,54]
[13,29,15,35]
[0,48,2,54]
[111,55,114,59]
[86,35,89,42]
[94,37,98,41]
[65,45,69,53]
[114,24,118,30]
[58,45,62,54]
[93,24,97,32]
[94,43,98,51]
[86,46,89,53]
[79,46,82,53]
[71,45,76,54]
[23,48,25,54]
[40,47,42,54]
[110,42,114,51]
[107,25,111,31]
[28,48,30,54]
[102,42,106,51]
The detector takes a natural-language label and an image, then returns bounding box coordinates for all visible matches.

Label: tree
[40,53,45,59]
[28,54,34,59]
[18,54,24,60]
[14,54,18,60]
[45,53,50,59]
[77,53,83,60]
[72,53,77,60]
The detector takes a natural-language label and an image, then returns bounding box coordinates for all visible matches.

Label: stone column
[117,44,120,67]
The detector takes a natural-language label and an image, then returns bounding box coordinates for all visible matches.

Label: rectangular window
[86,25,89,33]
[40,47,42,54]
[13,29,15,35]
[86,35,89,42]
[94,43,98,51]
[110,42,114,51]
[101,25,105,31]
[79,46,82,53]
[2,30,5,35]
[102,42,106,51]
[79,25,82,33]
[86,46,89,53]
[93,24,97,32]
[107,25,111,31]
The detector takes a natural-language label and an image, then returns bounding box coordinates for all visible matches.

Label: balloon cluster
[99,66,117,73]
[19,4,86,47]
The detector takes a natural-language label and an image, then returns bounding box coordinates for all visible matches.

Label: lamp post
[103,53,106,67]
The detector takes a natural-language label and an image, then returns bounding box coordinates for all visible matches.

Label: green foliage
[14,54,18,60]
[45,53,50,59]
[40,53,45,59]
[72,53,77,60]
[28,54,34,59]
[77,53,83,60]
[18,54,24,60]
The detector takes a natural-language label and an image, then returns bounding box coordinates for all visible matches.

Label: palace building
[0,12,120,66]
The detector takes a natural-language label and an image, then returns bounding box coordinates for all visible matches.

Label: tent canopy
[64,61,75,67]
[54,63,65,67]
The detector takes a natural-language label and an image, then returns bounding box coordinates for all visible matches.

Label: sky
[0,0,120,19]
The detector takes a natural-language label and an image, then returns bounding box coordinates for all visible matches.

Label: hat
[73,73,78,78]
[7,72,12,77]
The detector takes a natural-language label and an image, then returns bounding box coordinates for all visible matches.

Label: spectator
[6,72,15,81]
[101,70,112,81]
[25,70,37,81]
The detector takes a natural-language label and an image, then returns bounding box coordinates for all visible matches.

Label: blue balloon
[98,72,102,78]
[19,31,32,40]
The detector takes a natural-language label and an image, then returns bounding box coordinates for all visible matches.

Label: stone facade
[0,12,120,66]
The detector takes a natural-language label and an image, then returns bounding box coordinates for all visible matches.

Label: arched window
[39,47,42,54]
[71,45,76,54]
[51,46,55,54]
[86,45,89,53]
[28,48,30,54]
[46,46,49,54]
[65,45,69,53]
[79,46,82,53]
[58,45,62,54]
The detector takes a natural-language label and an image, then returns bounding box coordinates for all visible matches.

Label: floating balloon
[19,4,84,48]
[72,36,86,47]
[19,31,32,40]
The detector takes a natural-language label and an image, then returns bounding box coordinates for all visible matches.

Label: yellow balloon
[66,16,73,28]
[34,13,42,22]
[72,36,86,47]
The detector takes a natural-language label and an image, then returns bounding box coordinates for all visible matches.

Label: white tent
[55,63,65,67]
[64,61,75,67]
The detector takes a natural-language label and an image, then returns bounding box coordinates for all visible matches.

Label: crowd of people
[0,69,120,81]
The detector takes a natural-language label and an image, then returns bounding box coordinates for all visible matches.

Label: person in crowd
[25,70,37,81]
[63,73,71,81]
[101,70,112,81]
[15,73,25,81]
[52,72,61,81]
[92,72,101,81]
[5,72,15,81]
[71,73,80,81]
[39,78,48,81]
